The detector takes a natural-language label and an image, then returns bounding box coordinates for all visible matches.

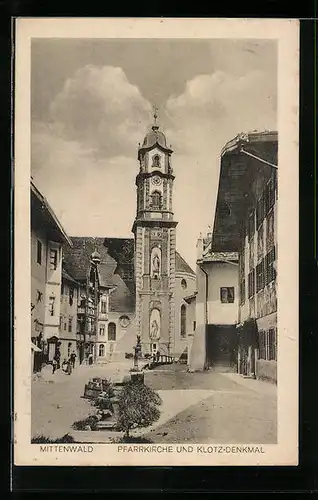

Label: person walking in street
[88,352,93,366]
[70,351,76,369]
[66,358,72,375]
[52,357,58,374]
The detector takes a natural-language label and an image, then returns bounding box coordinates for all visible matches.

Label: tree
[117,381,162,438]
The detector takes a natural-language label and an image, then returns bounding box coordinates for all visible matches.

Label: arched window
[181,278,187,290]
[151,190,162,209]
[180,304,186,338]
[108,322,116,341]
[99,344,105,357]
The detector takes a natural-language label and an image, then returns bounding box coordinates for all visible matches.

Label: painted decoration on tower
[119,315,130,328]
[151,246,161,278]
[151,175,161,186]
[149,308,160,340]
[152,154,161,169]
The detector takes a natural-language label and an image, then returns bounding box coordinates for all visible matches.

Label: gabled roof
[31,180,72,247]
[176,251,195,275]
[62,268,81,286]
[198,251,239,263]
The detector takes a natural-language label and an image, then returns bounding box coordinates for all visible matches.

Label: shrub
[31,433,75,443]
[72,415,99,431]
[110,436,154,444]
[117,380,162,438]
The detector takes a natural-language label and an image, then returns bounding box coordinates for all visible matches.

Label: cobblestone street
[32,362,277,444]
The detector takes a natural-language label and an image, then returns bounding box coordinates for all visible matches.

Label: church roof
[175,251,195,275]
[62,237,195,311]
[139,125,172,153]
[62,237,135,313]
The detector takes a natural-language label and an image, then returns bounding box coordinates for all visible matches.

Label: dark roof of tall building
[212,130,278,252]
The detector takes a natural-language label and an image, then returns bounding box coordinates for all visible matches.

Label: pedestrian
[156,350,160,363]
[52,357,58,374]
[70,351,76,369]
[62,359,68,373]
[66,358,72,375]
[88,352,93,366]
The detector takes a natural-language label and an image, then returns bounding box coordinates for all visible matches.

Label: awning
[31,341,42,352]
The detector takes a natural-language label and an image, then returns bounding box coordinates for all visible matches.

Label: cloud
[165,69,277,155]
[31,64,277,270]
[48,65,152,158]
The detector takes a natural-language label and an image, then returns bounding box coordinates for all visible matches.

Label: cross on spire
[153,104,159,126]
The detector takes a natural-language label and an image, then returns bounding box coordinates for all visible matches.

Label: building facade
[192,238,239,372]
[189,131,277,382]
[31,180,72,371]
[211,131,278,382]
[59,270,80,364]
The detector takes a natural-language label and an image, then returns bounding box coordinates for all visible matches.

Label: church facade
[132,116,196,357]
[62,116,196,362]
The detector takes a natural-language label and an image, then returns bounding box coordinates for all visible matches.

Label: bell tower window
[151,190,162,209]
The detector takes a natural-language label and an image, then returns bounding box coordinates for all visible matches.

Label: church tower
[132,110,178,356]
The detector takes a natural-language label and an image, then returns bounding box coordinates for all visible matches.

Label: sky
[31,38,277,269]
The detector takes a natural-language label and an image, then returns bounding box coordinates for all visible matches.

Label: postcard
[14,17,299,466]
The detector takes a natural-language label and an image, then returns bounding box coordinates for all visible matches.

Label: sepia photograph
[14,18,299,466]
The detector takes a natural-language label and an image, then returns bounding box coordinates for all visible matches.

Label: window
[264,175,276,215]
[151,190,162,209]
[258,328,277,361]
[220,287,235,304]
[256,195,265,229]
[268,328,277,361]
[49,249,58,270]
[108,322,116,341]
[101,301,107,314]
[64,321,67,331]
[99,325,105,336]
[248,210,255,240]
[99,344,105,357]
[180,304,186,338]
[68,317,72,332]
[69,288,74,306]
[256,260,265,293]
[48,296,55,316]
[248,269,255,298]
[181,279,187,290]
[37,240,42,265]
[240,279,246,305]
[265,247,276,285]
[258,330,266,359]
[239,249,245,280]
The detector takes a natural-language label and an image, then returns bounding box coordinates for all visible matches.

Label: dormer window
[151,190,162,209]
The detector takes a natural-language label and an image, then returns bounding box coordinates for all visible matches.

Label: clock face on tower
[152,175,161,186]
